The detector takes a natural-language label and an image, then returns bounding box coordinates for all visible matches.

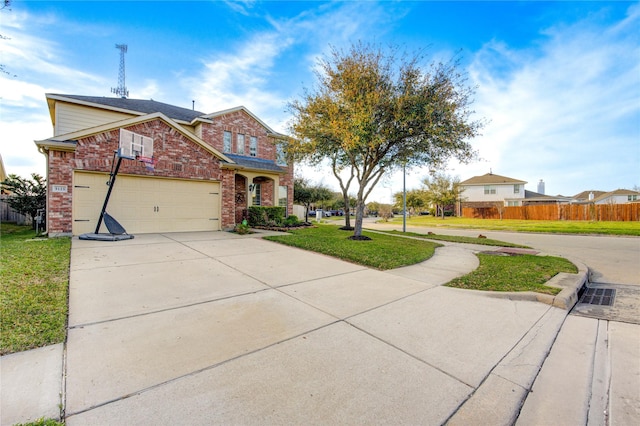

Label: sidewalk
[1,229,590,425]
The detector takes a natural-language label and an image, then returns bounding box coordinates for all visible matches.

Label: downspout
[37,145,50,235]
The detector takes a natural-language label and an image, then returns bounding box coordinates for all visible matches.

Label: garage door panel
[73,172,221,235]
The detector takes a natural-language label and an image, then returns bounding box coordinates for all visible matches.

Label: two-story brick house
[35,94,293,236]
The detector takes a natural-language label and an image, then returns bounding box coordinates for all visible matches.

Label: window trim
[252,183,261,206]
[249,136,258,157]
[236,134,245,155]
[223,131,232,153]
[276,144,287,166]
[484,185,496,195]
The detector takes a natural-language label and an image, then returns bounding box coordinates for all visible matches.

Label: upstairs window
[514,184,520,194]
[223,131,232,153]
[484,185,496,195]
[250,136,258,157]
[276,144,287,166]
[236,134,245,155]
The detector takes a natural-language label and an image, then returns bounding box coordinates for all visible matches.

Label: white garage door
[73,172,221,235]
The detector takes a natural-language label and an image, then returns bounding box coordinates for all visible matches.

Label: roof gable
[593,189,640,203]
[460,173,527,186]
[202,106,287,138]
[46,94,209,124]
[35,112,232,163]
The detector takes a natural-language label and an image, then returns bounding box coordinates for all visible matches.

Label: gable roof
[592,189,640,203]
[202,106,287,138]
[572,190,606,201]
[35,112,232,163]
[47,94,208,124]
[460,173,527,186]
[523,190,572,202]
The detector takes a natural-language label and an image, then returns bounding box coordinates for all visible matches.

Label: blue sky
[1,0,638,202]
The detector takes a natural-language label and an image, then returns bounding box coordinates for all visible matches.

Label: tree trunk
[353,200,366,237]
[342,193,352,228]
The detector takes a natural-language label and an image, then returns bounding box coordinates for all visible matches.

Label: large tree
[288,42,483,238]
[1,173,46,229]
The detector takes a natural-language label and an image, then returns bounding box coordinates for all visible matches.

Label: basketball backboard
[118,128,153,160]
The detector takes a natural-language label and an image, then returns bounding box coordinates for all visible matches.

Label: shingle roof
[592,189,640,203]
[572,190,606,201]
[460,173,527,185]
[51,94,206,123]
[224,154,286,173]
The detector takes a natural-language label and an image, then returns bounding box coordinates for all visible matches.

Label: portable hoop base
[79,233,135,241]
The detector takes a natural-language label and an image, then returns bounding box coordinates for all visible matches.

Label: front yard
[1,224,70,355]
[2,221,580,356]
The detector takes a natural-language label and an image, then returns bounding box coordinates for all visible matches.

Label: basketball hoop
[137,155,156,171]
[79,128,155,241]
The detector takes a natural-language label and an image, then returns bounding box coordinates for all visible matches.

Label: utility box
[316,209,323,221]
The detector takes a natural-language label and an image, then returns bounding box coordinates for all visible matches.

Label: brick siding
[46,112,294,234]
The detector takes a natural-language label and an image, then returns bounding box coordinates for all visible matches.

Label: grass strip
[389,216,640,236]
[1,224,70,355]
[371,229,530,248]
[264,224,440,270]
[446,253,578,295]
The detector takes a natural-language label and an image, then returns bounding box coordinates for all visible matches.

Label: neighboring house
[591,189,640,205]
[459,173,527,208]
[572,190,607,203]
[35,94,293,236]
[521,190,573,206]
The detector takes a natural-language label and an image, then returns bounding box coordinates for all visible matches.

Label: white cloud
[455,4,640,196]
[0,10,107,178]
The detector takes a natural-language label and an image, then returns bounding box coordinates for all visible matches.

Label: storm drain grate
[580,288,616,306]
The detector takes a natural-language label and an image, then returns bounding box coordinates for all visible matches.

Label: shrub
[234,220,252,234]
[247,206,286,226]
[283,215,300,227]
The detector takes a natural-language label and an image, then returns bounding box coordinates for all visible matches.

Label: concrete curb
[469,256,589,310]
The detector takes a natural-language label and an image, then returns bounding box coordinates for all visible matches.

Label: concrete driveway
[62,230,567,424]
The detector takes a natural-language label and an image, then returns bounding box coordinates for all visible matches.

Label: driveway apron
[64,231,562,425]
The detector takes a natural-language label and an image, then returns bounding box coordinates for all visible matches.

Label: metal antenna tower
[111,44,129,98]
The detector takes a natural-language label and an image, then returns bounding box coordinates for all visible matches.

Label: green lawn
[376,229,531,248]
[446,253,578,295]
[1,224,71,355]
[265,224,579,295]
[386,215,640,236]
[264,224,440,270]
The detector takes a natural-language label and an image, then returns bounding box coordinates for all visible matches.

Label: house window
[484,185,496,195]
[250,136,258,157]
[251,183,261,206]
[507,200,520,206]
[236,134,245,155]
[276,144,287,166]
[278,185,287,208]
[223,131,232,152]
[514,184,520,194]
[629,195,638,201]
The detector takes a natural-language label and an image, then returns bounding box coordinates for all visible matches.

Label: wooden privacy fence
[0,196,30,225]
[462,203,640,221]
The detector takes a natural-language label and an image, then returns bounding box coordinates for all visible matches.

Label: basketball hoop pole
[94,155,124,234]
